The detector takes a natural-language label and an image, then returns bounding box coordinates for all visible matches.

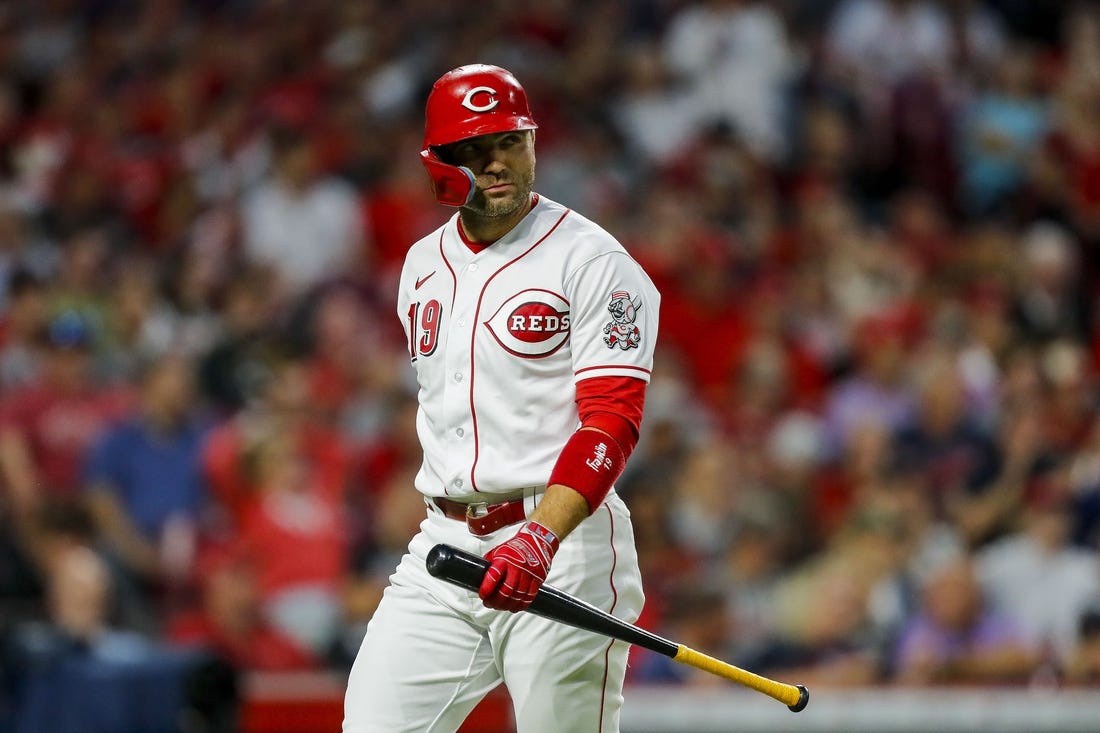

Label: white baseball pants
[343,492,643,733]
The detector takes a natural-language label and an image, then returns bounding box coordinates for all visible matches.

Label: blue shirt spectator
[84,410,208,539]
[958,45,1049,214]
[83,354,211,585]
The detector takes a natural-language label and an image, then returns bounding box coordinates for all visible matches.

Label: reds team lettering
[486,289,571,358]
[509,308,570,337]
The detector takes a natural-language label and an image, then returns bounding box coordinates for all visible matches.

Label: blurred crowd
[2,0,1100,721]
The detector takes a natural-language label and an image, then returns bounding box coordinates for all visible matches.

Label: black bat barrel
[426,543,679,657]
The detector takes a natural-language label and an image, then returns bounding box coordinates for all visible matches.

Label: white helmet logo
[461,86,499,113]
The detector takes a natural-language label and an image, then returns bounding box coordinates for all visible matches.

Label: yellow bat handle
[673,645,810,712]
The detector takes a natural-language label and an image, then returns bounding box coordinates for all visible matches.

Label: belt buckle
[465,502,490,520]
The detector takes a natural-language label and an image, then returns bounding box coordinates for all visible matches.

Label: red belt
[432,496,528,536]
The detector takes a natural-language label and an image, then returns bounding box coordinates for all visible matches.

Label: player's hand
[479,521,559,612]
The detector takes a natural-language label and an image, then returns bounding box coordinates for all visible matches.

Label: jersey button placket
[443,253,485,493]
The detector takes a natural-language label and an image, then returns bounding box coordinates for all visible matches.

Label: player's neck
[459,194,535,246]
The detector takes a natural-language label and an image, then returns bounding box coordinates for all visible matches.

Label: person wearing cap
[0,310,133,570]
[343,64,661,732]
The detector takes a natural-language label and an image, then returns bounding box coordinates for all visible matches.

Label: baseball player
[343,64,660,733]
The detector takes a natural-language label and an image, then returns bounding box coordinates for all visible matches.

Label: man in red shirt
[0,311,133,566]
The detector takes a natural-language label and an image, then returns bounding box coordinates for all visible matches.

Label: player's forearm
[544,425,627,519]
[527,483,591,540]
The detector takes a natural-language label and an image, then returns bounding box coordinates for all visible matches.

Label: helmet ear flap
[420,149,476,207]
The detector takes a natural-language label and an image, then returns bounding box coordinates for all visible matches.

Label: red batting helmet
[420,64,538,206]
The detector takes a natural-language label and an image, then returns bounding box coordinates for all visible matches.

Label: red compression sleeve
[575,375,645,454]
[547,376,647,513]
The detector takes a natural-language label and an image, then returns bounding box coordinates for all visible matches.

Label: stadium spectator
[166,546,316,671]
[1032,4,1100,256]
[820,307,918,459]
[195,266,282,414]
[889,351,1009,529]
[663,0,796,160]
[893,554,1038,685]
[0,496,98,629]
[767,500,910,684]
[0,268,49,390]
[232,425,347,657]
[201,354,351,532]
[827,1,956,88]
[1034,339,1097,457]
[2,545,211,733]
[612,42,698,166]
[956,41,1050,217]
[295,283,383,423]
[1009,222,1091,346]
[0,311,134,547]
[863,469,965,669]
[1065,606,1100,685]
[976,462,1100,667]
[159,239,229,360]
[668,437,743,559]
[83,353,211,592]
[239,125,365,300]
[713,510,788,669]
[98,258,187,383]
[811,416,897,545]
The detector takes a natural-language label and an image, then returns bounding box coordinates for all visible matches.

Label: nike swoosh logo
[415,271,436,289]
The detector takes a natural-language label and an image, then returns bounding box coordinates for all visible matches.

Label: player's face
[445,131,535,218]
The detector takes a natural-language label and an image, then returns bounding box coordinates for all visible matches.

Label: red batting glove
[478,521,559,612]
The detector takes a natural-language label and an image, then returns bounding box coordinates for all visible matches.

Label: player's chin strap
[420,149,475,207]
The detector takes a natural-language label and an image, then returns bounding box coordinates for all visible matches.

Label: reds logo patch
[485,290,571,358]
[603,290,642,350]
[461,86,499,112]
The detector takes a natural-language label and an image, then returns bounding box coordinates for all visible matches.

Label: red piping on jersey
[439,229,459,304]
[438,229,459,495]
[575,364,652,377]
[598,504,619,732]
[468,207,571,492]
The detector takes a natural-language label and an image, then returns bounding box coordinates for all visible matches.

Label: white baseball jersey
[397,194,660,500]
[345,194,656,733]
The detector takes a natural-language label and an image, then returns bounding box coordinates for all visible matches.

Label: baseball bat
[426,543,809,712]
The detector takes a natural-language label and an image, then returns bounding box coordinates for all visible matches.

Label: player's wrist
[527,483,590,540]
[518,520,559,559]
